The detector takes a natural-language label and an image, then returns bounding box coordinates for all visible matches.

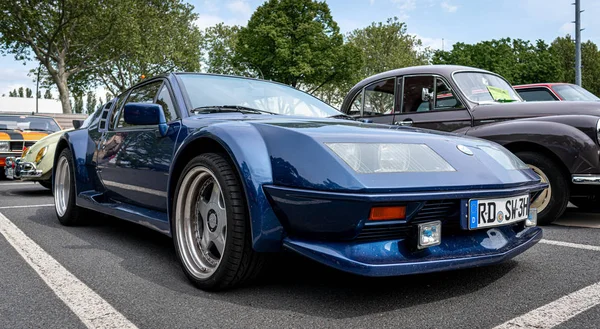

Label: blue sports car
[53,73,546,290]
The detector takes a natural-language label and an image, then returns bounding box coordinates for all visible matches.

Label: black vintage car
[341,65,600,224]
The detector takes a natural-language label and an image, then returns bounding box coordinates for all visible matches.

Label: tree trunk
[55,78,72,114]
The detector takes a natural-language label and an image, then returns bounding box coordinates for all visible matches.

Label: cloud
[369,0,375,5]
[412,34,454,51]
[559,22,573,35]
[390,0,416,19]
[195,14,228,30]
[226,0,252,18]
[441,1,457,13]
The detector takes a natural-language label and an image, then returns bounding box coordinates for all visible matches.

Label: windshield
[553,84,600,101]
[453,72,521,103]
[177,74,342,118]
[0,116,61,132]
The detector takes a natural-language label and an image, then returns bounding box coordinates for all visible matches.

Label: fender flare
[168,122,283,252]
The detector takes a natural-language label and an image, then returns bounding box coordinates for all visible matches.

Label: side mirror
[421,88,434,102]
[72,119,84,129]
[123,103,168,136]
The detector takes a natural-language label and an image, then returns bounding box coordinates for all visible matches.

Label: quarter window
[117,81,162,128]
[363,78,395,116]
[348,90,363,115]
[434,78,463,110]
[156,84,178,122]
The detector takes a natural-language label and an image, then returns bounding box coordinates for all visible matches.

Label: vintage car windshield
[0,115,61,132]
[178,74,341,118]
[553,84,600,101]
[453,72,521,103]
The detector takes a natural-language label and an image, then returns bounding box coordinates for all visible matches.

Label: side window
[402,76,434,113]
[363,79,395,116]
[433,78,464,110]
[117,81,162,128]
[348,90,363,115]
[517,89,557,102]
[156,84,178,122]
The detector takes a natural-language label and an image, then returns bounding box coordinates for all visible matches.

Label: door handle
[395,119,413,126]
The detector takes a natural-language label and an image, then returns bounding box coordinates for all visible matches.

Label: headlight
[325,143,455,173]
[478,144,529,170]
[0,141,9,152]
[35,146,48,163]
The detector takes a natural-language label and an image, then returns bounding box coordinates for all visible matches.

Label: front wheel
[515,151,569,225]
[172,153,265,291]
[54,148,85,225]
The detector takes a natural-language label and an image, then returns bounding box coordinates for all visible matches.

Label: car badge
[457,145,473,156]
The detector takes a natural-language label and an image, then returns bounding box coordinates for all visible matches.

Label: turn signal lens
[369,206,406,221]
[21,147,28,158]
[35,146,48,163]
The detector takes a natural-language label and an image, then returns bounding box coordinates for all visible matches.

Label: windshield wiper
[495,99,517,103]
[191,105,277,115]
[328,114,357,120]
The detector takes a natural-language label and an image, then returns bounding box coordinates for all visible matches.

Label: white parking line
[494,281,600,329]
[0,204,54,209]
[541,239,600,252]
[0,212,138,329]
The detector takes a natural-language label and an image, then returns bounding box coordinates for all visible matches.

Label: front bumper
[572,174,600,185]
[284,226,542,276]
[4,157,43,180]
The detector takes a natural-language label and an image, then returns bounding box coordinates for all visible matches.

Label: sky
[1,0,599,99]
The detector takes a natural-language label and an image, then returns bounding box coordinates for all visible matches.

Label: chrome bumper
[572,174,600,185]
[4,157,43,179]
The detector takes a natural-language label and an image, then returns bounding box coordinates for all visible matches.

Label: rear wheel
[172,153,265,291]
[515,151,569,225]
[54,148,85,225]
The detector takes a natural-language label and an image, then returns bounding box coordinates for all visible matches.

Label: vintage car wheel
[172,153,265,291]
[39,180,52,190]
[515,151,569,225]
[54,148,85,226]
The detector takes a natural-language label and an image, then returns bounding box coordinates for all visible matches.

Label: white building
[0,97,63,114]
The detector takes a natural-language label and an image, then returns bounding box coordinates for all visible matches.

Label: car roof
[353,65,491,86]
[513,83,570,89]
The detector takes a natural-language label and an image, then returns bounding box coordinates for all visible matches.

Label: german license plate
[469,194,529,229]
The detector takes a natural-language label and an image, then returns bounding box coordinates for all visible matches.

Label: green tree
[236,0,359,89]
[95,0,202,95]
[0,0,201,114]
[36,90,41,99]
[44,89,52,99]
[433,38,561,85]
[202,23,242,75]
[25,87,33,98]
[73,93,84,114]
[8,90,14,97]
[550,35,600,95]
[18,87,23,97]
[85,91,97,114]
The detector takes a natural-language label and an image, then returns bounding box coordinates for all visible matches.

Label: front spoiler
[283,226,542,277]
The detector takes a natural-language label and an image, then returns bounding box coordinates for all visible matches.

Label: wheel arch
[168,126,283,252]
[503,141,571,179]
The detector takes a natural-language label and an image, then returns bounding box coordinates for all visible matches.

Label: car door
[96,79,181,211]
[351,77,398,124]
[392,75,473,132]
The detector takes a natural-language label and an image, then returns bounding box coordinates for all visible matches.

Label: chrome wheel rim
[175,166,227,279]
[529,164,551,213]
[54,156,70,217]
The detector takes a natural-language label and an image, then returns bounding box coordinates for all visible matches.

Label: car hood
[472,100,600,121]
[0,130,49,141]
[239,117,541,193]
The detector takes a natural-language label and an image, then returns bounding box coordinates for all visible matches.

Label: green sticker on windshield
[486,86,511,101]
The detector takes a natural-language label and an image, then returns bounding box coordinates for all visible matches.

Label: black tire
[0,169,5,180]
[54,148,86,226]
[39,180,52,190]
[172,153,265,291]
[515,151,569,225]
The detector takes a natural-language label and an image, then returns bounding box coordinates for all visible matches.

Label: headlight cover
[477,144,529,170]
[325,143,455,174]
[0,141,9,152]
[35,146,48,163]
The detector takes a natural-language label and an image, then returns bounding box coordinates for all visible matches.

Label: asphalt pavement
[0,181,599,329]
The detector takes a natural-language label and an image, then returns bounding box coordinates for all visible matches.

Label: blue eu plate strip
[469,199,478,229]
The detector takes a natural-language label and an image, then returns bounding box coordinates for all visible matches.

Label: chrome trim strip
[103,180,168,197]
[572,175,600,185]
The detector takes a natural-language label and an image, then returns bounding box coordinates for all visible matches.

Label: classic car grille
[355,200,461,242]
[8,141,35,152]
